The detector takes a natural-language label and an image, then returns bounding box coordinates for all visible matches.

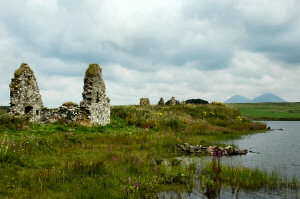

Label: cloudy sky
[0,0,299,106]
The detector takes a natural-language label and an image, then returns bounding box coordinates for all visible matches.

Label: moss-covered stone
[85,63,102,77]
[14,63,34,78]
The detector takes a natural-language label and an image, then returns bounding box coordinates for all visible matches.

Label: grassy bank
[200,158,298,198]
[0,104,297,198]
[229,102,300,121]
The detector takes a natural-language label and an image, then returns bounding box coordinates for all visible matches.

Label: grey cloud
[1,0,300,105]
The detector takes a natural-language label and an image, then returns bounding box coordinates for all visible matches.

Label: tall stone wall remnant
[8,63,110,126]
[80,64,110,125]
[9,63,43,122]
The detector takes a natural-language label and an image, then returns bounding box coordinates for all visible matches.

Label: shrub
[164,118,184,131]
[211,101,226,106]
[0,115,29,131]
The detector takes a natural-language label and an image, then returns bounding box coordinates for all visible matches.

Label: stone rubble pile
[176,143,248,156]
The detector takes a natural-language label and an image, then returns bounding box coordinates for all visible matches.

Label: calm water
[159,121,300,199]
[224,121,300,179]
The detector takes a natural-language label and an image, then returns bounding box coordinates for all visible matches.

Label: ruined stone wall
[41,105,86,124]
[9,63,43,123]
[9,63,110,126]
[80,64,110,125]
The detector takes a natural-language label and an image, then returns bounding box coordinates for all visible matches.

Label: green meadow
[0,104,298,198]
[229,102,300,121]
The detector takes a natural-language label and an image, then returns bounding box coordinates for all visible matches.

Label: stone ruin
[140,98,150,106]
[157,97,164,106]
[165,96,180,105]
[9,63,43,123]
[80,64,110,125]
[8,63,110,126]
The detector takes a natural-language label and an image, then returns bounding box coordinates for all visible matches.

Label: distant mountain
[224,95,251,103]
[252,93,286,103]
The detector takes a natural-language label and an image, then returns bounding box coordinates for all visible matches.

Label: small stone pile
[157,97,164,106]
[176,143,248,156]
[169,96,176,105]
[140,98,150,106]
[165,96,180,105]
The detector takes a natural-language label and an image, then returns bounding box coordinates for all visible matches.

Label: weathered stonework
[165,96,180,105]
[140,98,150,106]
[157,97,164,106]
[9,63,110,126]
[80,64,110,125]
[41,105,85,124]
[8,63,43,122]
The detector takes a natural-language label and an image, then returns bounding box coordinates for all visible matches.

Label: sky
[0,0,299,106]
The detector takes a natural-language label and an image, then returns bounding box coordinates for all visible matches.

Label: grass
[85,63,102,77]
[61,102,79,107]
[229,102,300,121]
[200,158,298,198]
[14,63,34,78]
[0,104,297,198]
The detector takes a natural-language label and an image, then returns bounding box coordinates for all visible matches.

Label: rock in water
[9,63,43,122]
[80,64,110,125]
[140,98,150,106]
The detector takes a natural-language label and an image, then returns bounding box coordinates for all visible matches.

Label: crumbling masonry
[8,63,110,125]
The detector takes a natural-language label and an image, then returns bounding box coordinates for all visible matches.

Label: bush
[164,118,185,131]
[62,102,79,107]
[0,115,29,131]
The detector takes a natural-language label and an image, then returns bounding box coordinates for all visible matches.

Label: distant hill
[224,95,251,103]
[252,93,286,103]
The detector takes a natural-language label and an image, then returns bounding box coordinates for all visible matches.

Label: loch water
[224,121,300,179]
[159,121,300,199]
